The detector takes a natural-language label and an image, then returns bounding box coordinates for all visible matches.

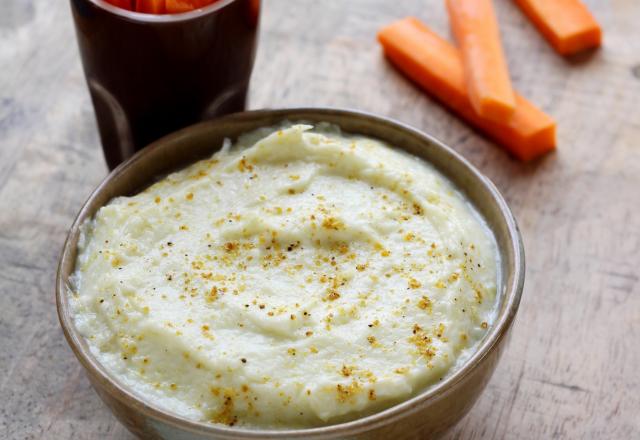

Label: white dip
[71,124,498,428]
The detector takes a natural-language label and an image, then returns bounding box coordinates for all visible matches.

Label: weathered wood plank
[1,0,638,438]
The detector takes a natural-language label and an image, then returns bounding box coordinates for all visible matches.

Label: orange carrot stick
[377,17,556,161]
[446,0,516,122]
[165,0,192,13]
[165,0,216,13]
[136,0,166,13]
[515,0,602,56]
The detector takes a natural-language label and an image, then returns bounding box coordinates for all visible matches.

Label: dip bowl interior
[56,108,524,440]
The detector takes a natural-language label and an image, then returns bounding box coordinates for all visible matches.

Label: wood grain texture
[1,0,638,438]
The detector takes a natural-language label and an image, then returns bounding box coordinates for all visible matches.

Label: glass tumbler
[70,0,260,169]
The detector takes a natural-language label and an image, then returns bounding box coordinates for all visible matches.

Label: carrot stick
[165,0,192,13]
[165,0,216,13]
[377,17,556,161]
[136,0,166,13]
[515,0,602,56]
[446,0,516,122]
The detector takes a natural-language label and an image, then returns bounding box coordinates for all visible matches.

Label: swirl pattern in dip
[70,124,498,428]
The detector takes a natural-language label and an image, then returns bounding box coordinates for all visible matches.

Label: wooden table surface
[1,0,638,438]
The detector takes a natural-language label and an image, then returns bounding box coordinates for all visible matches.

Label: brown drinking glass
[70,0,260,169]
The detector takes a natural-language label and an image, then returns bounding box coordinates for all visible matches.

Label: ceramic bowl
[57,108,524,439]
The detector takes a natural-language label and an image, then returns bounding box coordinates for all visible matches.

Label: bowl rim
[56,107,525,439]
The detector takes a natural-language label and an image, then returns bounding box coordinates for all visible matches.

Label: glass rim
[87,0,241,23]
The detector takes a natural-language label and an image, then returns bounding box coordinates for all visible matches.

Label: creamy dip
[70,124,498,429]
